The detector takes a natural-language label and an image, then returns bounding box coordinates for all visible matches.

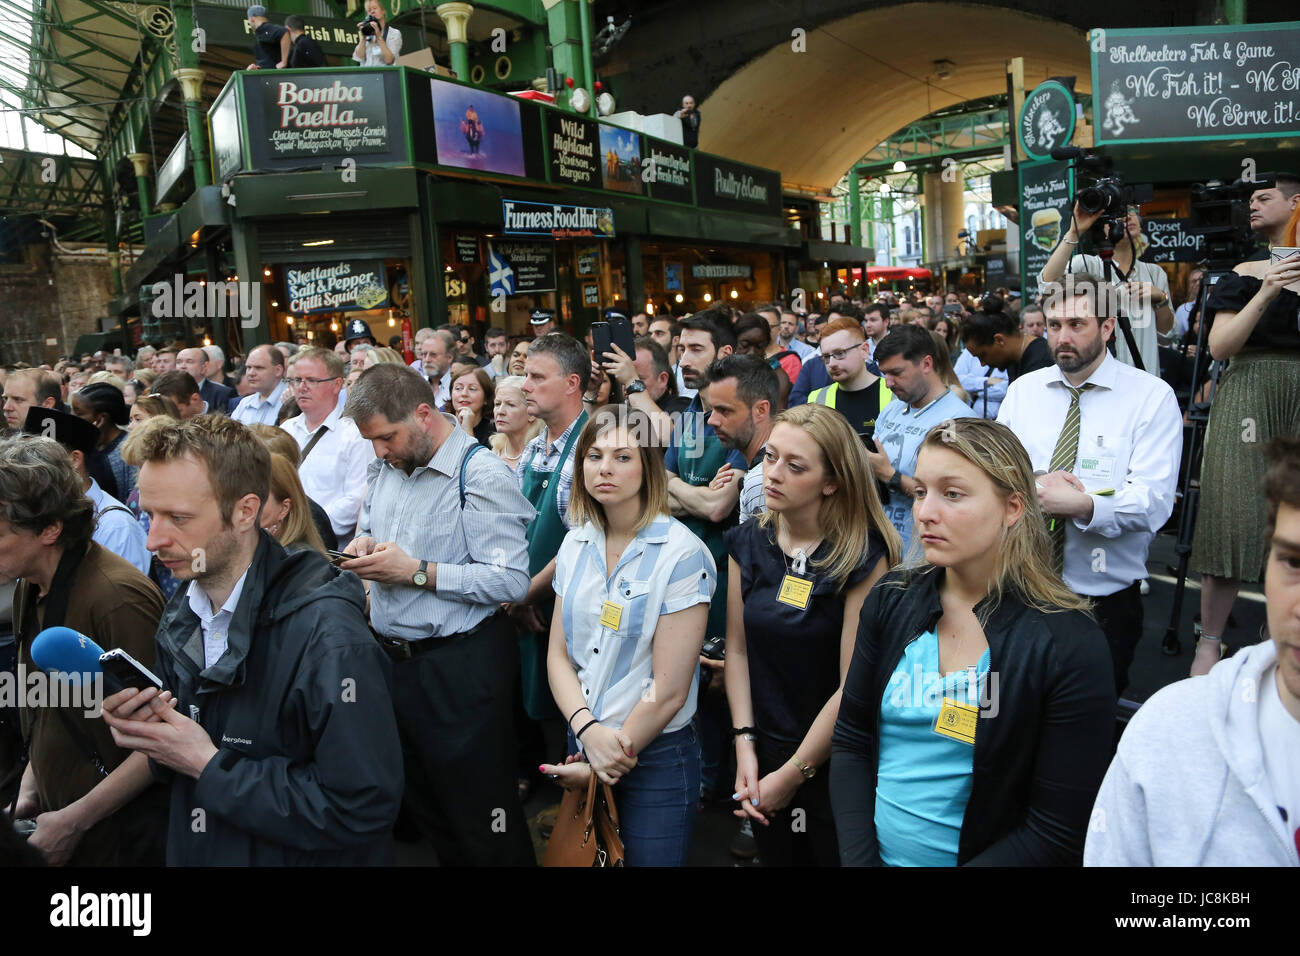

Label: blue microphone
[30,626,105,686]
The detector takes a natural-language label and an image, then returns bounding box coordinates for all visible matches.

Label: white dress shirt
[1040,254,1170,375]
[231,381,287,427]
[188,564,251,669]
[87,478,151,576]
[281,404,374,541]
[996,353,1183,596]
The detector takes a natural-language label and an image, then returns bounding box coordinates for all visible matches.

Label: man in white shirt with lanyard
[997,273,1182,696]
[1039,200,1175,374]
[280,347,373,542]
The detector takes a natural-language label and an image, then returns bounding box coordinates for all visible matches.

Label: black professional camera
[1188,177,1266,269]
[359,14,380,36]
[1053,147,1152,247]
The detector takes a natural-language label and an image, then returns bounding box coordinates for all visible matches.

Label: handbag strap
[300,424,329,463]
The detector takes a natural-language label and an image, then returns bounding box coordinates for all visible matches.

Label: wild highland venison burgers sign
[263,75,390,157]
[286,260,389,313]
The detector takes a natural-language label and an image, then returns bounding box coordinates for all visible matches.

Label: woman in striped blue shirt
[543,406,717,866]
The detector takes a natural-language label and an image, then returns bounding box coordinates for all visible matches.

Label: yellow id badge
[933,697,979,745]
[776,574,813,610]
[599,601,624,631]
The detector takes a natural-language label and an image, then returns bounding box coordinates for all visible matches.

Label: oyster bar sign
[502,200,615,238]
[265,75,389,157]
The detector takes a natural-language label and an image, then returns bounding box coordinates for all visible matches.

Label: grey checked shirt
[517,411,584,530]
[359,419,534,640]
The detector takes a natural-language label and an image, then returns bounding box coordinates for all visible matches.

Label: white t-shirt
[1259,663,1300,862]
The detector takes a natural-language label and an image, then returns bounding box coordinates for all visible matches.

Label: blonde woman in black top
[725,403,898,865]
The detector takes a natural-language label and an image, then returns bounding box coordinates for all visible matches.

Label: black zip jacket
[829,566,1115,866]
[150,532,403,865]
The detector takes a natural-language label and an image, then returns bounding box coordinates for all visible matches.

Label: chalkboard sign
[1138,218,1206,263]
[1018,80,1076,161]
[1092,22,1300,143]
[1018,160,1074,302]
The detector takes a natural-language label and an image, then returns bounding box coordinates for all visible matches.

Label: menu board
[1018,160,1073,302]
[285,259,388,313]
[548,113,601,188]
[1093,22,1300,142]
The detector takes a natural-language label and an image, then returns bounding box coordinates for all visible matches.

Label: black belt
[377,609,504,661]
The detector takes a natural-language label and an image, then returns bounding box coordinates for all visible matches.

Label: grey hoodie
[1085,640,1297,866]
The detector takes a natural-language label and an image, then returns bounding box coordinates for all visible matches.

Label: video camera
[1050,146,1153,246]
[1187,175,1269,269]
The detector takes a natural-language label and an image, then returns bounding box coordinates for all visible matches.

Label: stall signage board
[489,240,557,295]
[454,234,480,264]
[692,264,752,279]
[1092,22,1300,143]
[502,199,614,239]
[258,73,390,158]
[285,259,388,313]
[644,138,694,204]
[695,153,782,215]
[1139,218,1207,263]
[583,283,600,306]
[547,113,602,188]
[1018,80,1076,161]
[1018,160,1073,302]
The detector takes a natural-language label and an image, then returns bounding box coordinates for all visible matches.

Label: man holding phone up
[101,415,403,865]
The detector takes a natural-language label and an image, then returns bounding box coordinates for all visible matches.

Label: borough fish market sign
[502,200,615,238]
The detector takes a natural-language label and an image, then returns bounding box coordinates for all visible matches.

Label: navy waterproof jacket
[150,531,403,865]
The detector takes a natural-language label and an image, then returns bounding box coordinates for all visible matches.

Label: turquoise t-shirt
[875,629,990,867]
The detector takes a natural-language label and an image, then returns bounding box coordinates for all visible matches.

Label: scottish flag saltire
[489,246,515,296]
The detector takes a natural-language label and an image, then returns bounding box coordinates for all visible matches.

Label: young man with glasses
[280,347,374,541]
[805,317,892,446]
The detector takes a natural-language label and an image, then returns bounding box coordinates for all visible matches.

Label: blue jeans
[569,723,700,867]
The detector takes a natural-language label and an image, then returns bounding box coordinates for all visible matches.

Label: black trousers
[390,613,536,866]
[1092,581,1143,697]
[752,734,840,868]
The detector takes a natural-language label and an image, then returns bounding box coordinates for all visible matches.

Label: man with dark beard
[997,272,1183,697]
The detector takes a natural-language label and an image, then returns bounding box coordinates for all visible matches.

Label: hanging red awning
[864,266,933,281]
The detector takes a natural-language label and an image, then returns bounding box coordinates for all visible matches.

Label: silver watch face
[413,571,428,586]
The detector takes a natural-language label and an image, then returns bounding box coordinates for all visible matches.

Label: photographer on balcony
[352,0,401,66]
[1039,201,1174,375]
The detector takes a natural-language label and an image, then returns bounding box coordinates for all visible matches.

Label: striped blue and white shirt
[360,418,535,640]
[231,381,287,427]
[554,514,716,735]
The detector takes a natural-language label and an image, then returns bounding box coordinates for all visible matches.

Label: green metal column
[545,0,588,111]
[848,166,862,248]
[104,204,123,296]
[577,0,596,116]
[231,220,269,347]
[1224,0,1246,23]
[436,3,474,81]
[127,153,153,218]
[172,2,211,188]
[624,235,643,313]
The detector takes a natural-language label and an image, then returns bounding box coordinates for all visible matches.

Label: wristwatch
[790,755,816,780]
[887,469,904,496]
[412,559,429,588]
[624,379,647,395]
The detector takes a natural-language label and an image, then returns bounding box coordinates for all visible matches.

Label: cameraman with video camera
[351,0,400,67]
[1188,174,1300,676]
[1040,200,1174,375]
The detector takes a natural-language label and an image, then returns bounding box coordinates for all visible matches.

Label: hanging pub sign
[1018,79,1076,161]
[489,240,557,296]
[583,284,600,306]
[454,234,480,264]
[1092,22,1300,144]
[258,73,390,158]
[547,113,601,188]
[285,259,389,313]
[501,199,615,239]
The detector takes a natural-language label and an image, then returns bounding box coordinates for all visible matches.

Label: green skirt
[1190,349,1300,582]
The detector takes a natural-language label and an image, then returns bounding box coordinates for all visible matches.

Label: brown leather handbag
[542,771,626,867]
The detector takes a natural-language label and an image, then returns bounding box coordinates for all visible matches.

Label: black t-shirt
[1009,334,1053,382]
[288,32,327,68]
[724,519,887,744]
[253,22,287,68]
[833,381,884,445]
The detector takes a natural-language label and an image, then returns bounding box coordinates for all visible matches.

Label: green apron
[670,403,732,641]
[518,411,587,721]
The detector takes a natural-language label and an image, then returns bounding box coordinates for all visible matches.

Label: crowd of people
[0,177,1297,869]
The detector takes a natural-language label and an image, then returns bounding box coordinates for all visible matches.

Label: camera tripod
[1160,269,1229,656]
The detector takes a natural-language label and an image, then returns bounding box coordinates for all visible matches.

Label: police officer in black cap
[529,309,557,338]
[344,318,376,351]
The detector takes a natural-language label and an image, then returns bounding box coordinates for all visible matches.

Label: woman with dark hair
[71,382,132,499]
[444,366,495,447]
[734,313,795,411]
[830,418,1115,866]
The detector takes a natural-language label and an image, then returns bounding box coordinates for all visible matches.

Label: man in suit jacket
[178,348,235,416]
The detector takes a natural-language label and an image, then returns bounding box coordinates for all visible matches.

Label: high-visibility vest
[807,378,893,413]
